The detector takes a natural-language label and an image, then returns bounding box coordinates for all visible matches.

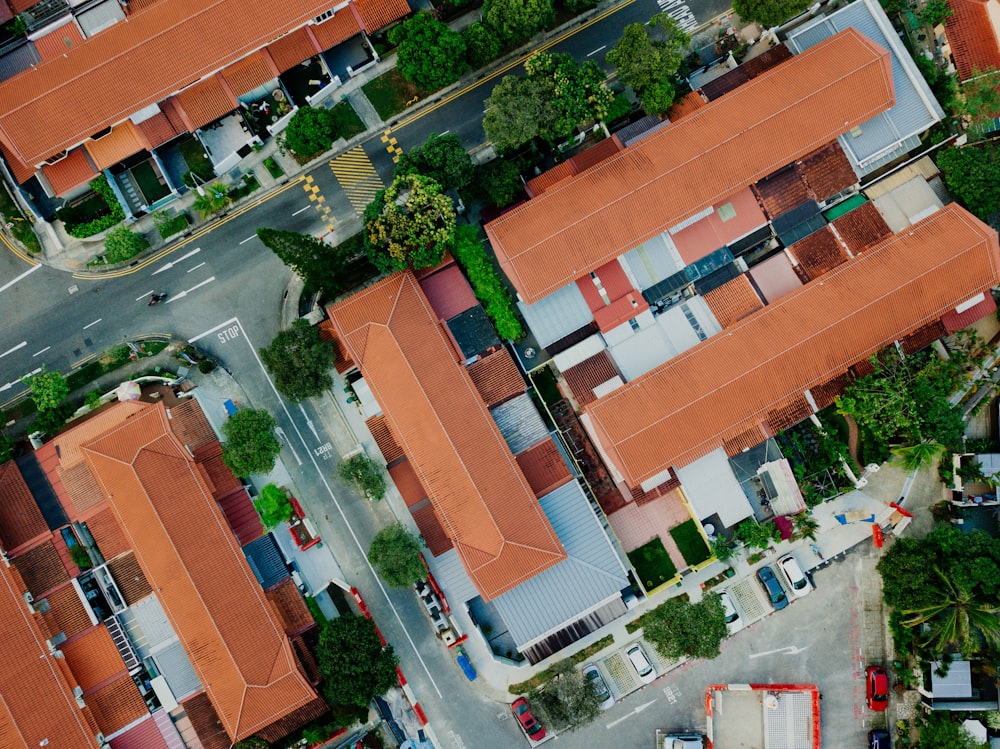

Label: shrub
[604,94,632,123]
[256,483,293,529]
[85,390,102,409]
[263,156,284,178]
[197,359,216,374]
[103,226,150,264]
[338,452,387,500]
[284,105,338,159]
[451,225,524,340]
[69,544,91,570]
[153,210,189,239]
[59,176,126,238]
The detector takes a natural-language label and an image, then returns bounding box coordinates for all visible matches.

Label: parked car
[778,554,812,597]
[511,696,546,741]
[866,666,889,711]
[627,644,657,684]
[658,732,705,749]
[719,590,744,634]
[583,664,615,710]
[868,729,891,749]
[756,565,789,610]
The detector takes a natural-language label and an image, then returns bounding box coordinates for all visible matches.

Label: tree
[731,0,812,27]
[606,16,690,115]
[103,226,149,264]
[338,452,387,501]
[192,183,232,218]
[937,143,1000,222]
[734,518,780,550]
[316,614,398,707]
[257,227,367,295]
[283,105,337,159]
[256,483,293,529]
[892,440,947,471]
[23,369,69,411]
[33,402,75,436]
[643,594,728,661]
[367,523,425,587]
[259,319,335,401]
[391,12,467,90]
[919,0,952,26]
[919,712,990,749]
[528,660,601,731]
[221,408,281,477]
[463,22,502,69]
[959,70,1000,139]
[483,75,554,151]
[710,535,737,562]
[0,434,13,463]
[482,0,554,45]
[901,566,1000,657]
[451,225,524,340]
[472,158,523,207]
[396,133,474,191]
[363,173,456,273]
[791,512,819,541]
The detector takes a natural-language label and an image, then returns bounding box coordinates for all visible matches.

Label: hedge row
[451,225,524,341]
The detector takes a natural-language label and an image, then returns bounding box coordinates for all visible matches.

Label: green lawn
[670,519,712,567]
[362,69,426,121]
[130,161,171,204]
[329,100,365,141]
[627,537,678,591]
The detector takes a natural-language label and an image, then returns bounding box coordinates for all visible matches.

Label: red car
[511,696,547,741]
[866,666,889,711]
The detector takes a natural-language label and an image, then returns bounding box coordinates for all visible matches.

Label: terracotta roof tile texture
[809,373,852,410]
[85,507,130,560]
[81,403,317,741]
[57,462,104,516]
[254,696,329,744]
[84,120,149,172]
[60,625,127,692]
[328,273,566,600]
[410,500,453,556]
[181,692,231,749]
[41,583,93,640]
[310,8,364,49]
[831,201,893,254]
[174,74,237,131]
[754,165,813,219]
[0,460,49,552]
[0,0,359,166]
[86,674,149,736]
[515,438,573,498]
[0,560,101,749]
[584,204,1000,485]
[786,226,850,279]
[106,552,153,606]
[526,160,576,198]
[901,319,949,355]
[388,459,429,507]
[33,21,85,61]
[366,414,405,464]
[701,274,764,328]
[108,715,171,749]
[12,539,69,596]
[485,29,895,304]
[265,577,316,637]
[221,51,278,97]
[562,350,619,407]
[52,401,147,470]
[354,0,411,32]
[267,27,320,72]
[798,141,858,201]
[945,0,1000,80]
[418,262,478,321]
[168,399,218,452]
[466,349,525,407]
[40,147,96,197]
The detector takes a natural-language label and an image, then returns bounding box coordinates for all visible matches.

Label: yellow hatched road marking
[329,146,384,215]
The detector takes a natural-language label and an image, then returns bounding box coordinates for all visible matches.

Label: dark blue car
[757,565,789,610]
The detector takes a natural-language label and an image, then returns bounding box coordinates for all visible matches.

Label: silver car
[719,590,744,634]
[582,663,615,710]
[627,644,657,684]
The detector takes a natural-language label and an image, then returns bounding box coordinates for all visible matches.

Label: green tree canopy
[938,143,1000,222]
[482,0,554,45]
[363,173,456,273]
[735,518,780,550]
[959,70,1000,139]
[256,227,375,296]
[221,408,281,477]
[283,105,337,159]
[919,712,990,748]
[23,369,69,411]
[463,22,502,69]
[256,483,293,529]
[192,184,232,218]
[482,75,553,151]
[731,0,812,27]
[606,16,690,114]
[471,157,523,207]
[528,660,601,731]
[643,593,728,661]
[338,452,387,501]
[397,133,474,191]
[259,319,335,402]
[390,12,468,90]
[367,523,425,587]
[919,0,952,26]
[103,226,150,264]
[317,614,398,707]
[452,225,524,340]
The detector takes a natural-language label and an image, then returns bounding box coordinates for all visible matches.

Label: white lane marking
[0,263,42,294]
[186,261,206,273]
[587,45,607,56]
[749,645,809,659]
[83,318,102,330]
[1,366,43,391]
[298,402,319,440]
[190,317,239,343]
[166,276,216,303]
[292,206,311,216]
[0,341,26,359]
[275,426,302,465]
[32,346,50,357]
[239,235,256,245]
[152,248,201,275]
[136,290,154,301]
[606,700,656,728]
[439,129,450,135]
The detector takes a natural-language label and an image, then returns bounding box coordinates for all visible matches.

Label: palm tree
[891,439,947,471]
[792,512,819,541]
[192,183,232,218]
[902,566,1000,658]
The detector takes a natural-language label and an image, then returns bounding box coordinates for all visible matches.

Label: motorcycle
[147,293,168,306]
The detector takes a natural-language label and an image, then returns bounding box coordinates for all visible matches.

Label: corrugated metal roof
[585,204,1000,485]
[677,449,754,527]
[621,233,683,291]
[485,29,896,304]
[243,533,291,590]
[490,393,550,455]
[942,293,997,332]
[517,282,594,349]
[945,0,1000,80]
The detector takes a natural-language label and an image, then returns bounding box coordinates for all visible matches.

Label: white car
[627,644,657,684]
[719,590,744,634]
[660,734,705,749]
[778,554,812,598]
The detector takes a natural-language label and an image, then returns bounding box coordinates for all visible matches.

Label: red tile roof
[562,350,619,407]
[0,559,101,748]
[84,120,149,171]
[174,74,237,131]
[786,226,850,280]
[85,507,131,560]
[41,583,94,640]
[798,141,858,201]
[310,8,364,49]
[466,348,525,407]
[168,398,217,452]
[60,625,128,692]
[0,460,49,552]
[754,165,813,219]
[485,29,895,304]
[108,715,172,749]
[670,188,768,265]
[942,292,998,332]
[410,500,453,556]
[86,674,150,736]
[265,577,316,636]
[701,274,764,328]
[584,204,1000,485]
[194,442,264,547]
[831,201,893,254]
[366,413,405,464]
[666,90,708,121]
[106,552,153,606]
[515,438,572,498]
[267,27,321,72]
[0,0,362,166]
[419,261,478,321]
[388,459,428,507]
[33,21,86,61]
[40,147,97,197]
[181,692,230,749]
[354,0,411,32]
[81,403,317,741]
[946,0,1000,80]
[12,538,69,596]
[525,138,624,198]
[222,51,279,97]
[328,273,566,600]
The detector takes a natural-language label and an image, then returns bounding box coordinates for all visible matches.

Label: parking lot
[554,544,889,748]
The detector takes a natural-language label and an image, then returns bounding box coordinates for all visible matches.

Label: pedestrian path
[329,146,385,215]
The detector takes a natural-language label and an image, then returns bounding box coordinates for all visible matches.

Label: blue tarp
[223,399,237,417]
[457,654,477,681]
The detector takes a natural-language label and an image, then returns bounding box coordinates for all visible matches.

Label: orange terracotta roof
[84,120,149,172]
[585,204,1000,485]
[946,0,1000,80]
[485,29,895,304]
[318,317,355,374]
[0,0,353,166]
[12,539,69,596]
[526,160,576,198]
[786,225,850,280]
[310,8,364,50]
[34,20,85,61]
[181,692,231,749]
[41,147,97,197]
[798,141,858,202]
[265,577,316,636]
[106,552,152,606]
[0,460,49,552]
[1,142,34,183]
[328,273,566,601]
[701,274,764,328]
[666,90,708,121]
[366,413,405,464]
[86,673,149,736]
[174,74,237,131]
[466,349,525,407]
[41,584,93,641]
[136,111,184,149]
[168,398,217,452]
[85,507,130,560]
[831,201,892,254]
[0,561,101,748]
[60,625,128,692]
[670,188,768,265]
[410,500,453,556]
[81,403,317,741]
[388,459,428,507]
[57,462,104,516]
[754,164,813,219]
[222,51,279,98]
[267,27,320,72]
[525,138,625,197]
[561,350,618,407]
[354,0,411,32]
[254,697,329,744]
[515,438,572,498]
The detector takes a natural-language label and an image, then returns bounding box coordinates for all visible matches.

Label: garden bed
[627,537,678,591]
[362,69,427,120]
[66,340,169,392]
[329,100,365,141]
[0,186,40,252]
[670,519,712,567]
